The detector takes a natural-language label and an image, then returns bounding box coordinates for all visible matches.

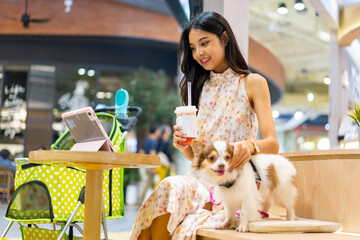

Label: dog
[191,140,297,232]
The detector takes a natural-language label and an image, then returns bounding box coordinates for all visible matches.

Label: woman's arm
[246,73,279,154]
[228,73,279,171]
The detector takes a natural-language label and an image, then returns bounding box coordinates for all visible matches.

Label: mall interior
[0,0,359,156]
[0,0,360,239]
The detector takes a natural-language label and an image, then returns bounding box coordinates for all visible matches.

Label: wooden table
[29,150,160,240]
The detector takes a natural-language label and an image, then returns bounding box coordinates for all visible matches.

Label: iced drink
[175,106,197,145]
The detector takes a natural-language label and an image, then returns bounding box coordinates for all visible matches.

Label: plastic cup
[175,106,197,145]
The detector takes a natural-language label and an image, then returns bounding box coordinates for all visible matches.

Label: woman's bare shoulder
[246,73,267,85]
[245,73,268,97]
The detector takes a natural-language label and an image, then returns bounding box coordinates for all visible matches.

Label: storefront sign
[1,72,27,140]
[2,82,26,108]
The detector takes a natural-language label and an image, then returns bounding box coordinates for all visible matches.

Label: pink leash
[209,187,222,206]
[209,187,269,218]
[236,210,269,218]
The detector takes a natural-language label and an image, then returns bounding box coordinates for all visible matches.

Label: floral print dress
[130,68,258,240]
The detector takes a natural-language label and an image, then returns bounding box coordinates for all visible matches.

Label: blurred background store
[0,0,359,158]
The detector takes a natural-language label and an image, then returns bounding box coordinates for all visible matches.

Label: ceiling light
[64,0,73,13]
[96,92,105,99]
[323,76,331,85]
[317,137,330,150]
[277,3,288,15]
[87,69,95,77]
[105,92,113,99]
[294,111,303,120]
[297,136,304,144]
[294,0,305,11]
[307,92,314,102]
[272,110,280,118]
[316,31,330,42]
[78,68,86,75]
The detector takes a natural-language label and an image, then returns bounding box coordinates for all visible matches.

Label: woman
[131,11,278,240]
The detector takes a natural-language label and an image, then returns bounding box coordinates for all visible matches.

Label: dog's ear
[191,140,205,158]
[191,140,205,168]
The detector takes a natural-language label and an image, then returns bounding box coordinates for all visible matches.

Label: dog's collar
[218,160,262,189]
[218,179,236,188]
[218,172,239,188]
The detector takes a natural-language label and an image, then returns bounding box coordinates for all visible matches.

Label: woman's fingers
[173,132,187,143]
[236,156,250,169]
[173,125,182,131]
[173,125,188,149]
[173,141,189,151]
[173,142,188,150]
[229,156,249,171]
[228,142,251,171]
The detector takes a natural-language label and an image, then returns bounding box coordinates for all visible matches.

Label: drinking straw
[188,81,191,106]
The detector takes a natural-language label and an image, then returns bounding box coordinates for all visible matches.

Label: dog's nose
[218,164,225,169]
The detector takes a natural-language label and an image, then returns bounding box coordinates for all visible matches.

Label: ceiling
[118,0,334,125]
[116,0,332,125]
[249,0,331,125]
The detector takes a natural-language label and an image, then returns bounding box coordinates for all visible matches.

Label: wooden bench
[196,149,360,239]
[280,149,360,233]
[197,229,360,240]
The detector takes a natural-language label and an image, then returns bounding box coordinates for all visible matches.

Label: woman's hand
[173,125,189,152]
[228,141,253,172]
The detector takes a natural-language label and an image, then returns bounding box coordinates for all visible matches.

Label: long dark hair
[177,11,250,108]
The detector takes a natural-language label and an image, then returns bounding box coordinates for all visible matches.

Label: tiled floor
[0,203,139,239]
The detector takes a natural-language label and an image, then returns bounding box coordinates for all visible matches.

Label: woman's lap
[130,175,211,239]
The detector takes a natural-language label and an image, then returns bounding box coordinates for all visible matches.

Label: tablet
[61,106,115,152]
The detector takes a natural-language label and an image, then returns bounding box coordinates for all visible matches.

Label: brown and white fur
[191,140,297,232]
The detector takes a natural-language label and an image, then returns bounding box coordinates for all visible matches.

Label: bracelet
[250,140,260,155]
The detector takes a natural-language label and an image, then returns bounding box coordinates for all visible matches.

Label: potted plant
[347,102,360,144]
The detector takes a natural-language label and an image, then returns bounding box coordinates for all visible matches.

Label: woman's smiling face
[188,28,229,73]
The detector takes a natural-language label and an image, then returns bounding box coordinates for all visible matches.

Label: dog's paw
[236,224,248,232]
[217,219,231,229]
[286,210,296,221]
[287,215,296,221]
